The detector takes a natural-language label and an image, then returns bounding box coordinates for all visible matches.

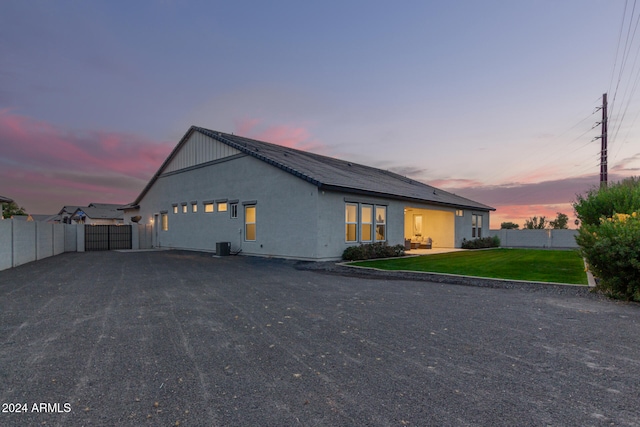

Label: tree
[523,216,547,229]
[500,221,519,229]
[549,212,569,229]
[1,201,27,219]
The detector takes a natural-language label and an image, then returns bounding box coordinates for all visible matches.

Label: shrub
[576,212,640,301]
[574,177,640,227]
[342,242,405,261]
[461,236,500,249]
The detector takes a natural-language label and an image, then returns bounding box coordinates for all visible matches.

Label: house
[52,203,124,224]
[71,205,124,225]
[0,195,13,219]
[123,126,495,260]
[30,214,58,222]
[52,205,84,224]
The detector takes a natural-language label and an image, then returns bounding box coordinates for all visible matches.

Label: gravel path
[1,250,638,426]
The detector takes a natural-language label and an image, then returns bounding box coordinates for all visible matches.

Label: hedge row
[342,242,405,261]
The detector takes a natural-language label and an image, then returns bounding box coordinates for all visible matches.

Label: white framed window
[172,204,178,214]
[375,206,386,241]
[360,205,373,242]
[161,213,168,231]
[204,202,214,213]
[245,205,256,241]
[346,203,387,243]
[472,214,483,238]
[230,203,238,218]
[345,203,358,242]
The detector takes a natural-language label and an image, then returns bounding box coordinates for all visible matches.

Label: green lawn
[349,248,588,285]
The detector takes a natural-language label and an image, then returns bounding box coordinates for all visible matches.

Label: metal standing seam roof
[130,126,495,211]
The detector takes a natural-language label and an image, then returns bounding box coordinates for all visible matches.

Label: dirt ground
[1,250,639,426]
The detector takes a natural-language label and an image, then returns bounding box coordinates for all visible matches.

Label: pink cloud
[427,178,485,189]
[431,174,631,229]
[611,153,640,173]
[233,117,327,153]
[436,174,605,207]
[0,111,173,213]
[490,203,577,229]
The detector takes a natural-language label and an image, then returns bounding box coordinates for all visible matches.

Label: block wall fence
[488,229,579,249]
[0,221,152,272]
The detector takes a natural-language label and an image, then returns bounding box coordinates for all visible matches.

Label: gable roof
[130,126,494,211]
[0,195,13,203]
[57,205,83,215]
[89,203,126,210]
[71,206,124,220]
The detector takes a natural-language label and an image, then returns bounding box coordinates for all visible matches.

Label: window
[245,205,256,241]
[204,202,214,213]
[472,214,483,238]
[218,202,228,212]
[182,203,187,214]
[375,206,386,241]
[345,203,358,242]
[172,204,178,214]
[456,209,464,217]
[360,205,373,242]
[161,213,168,231]
[230,203,238,218]
[191,202,198,213]
[345,203,386,243]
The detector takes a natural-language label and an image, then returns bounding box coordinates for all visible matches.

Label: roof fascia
[320,184,496,211]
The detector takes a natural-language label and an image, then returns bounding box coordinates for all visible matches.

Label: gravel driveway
[1,250,639,426]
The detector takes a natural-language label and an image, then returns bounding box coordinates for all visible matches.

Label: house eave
[320,184,496,211]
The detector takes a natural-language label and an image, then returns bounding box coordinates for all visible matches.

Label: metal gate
[84,225,132,251]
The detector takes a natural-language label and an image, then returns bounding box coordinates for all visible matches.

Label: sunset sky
[2,1,640,228]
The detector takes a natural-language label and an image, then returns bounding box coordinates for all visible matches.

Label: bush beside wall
[461,236,500,249]
[343,242,405,261]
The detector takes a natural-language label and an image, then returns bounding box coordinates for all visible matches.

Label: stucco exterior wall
[314,191,405,259]
[454,209,490,247]
[130,154,323,259]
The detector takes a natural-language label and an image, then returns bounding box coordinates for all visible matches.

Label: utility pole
[600,93,608,188]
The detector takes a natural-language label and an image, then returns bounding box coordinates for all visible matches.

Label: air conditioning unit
[216,241,231,256]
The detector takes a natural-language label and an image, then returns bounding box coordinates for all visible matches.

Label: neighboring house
[0,195,13,219]
[123,126,495,260]
[88,203,126,210]
[71,206,124,225]
[53,206,84,224]
[52,203,125,224]
[30,214,58,222]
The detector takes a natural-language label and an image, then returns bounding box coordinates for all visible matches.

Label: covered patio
[404,206,455,249]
